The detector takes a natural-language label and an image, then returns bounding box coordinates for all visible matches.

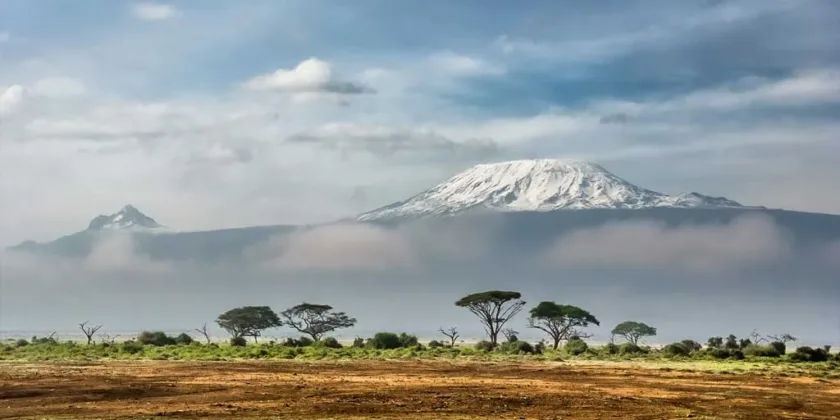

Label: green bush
[618,343,645,355]
[398,333,419,348]
[706,348,732,359]
[743,344,781,358]
[680,340,702,353]
[731,349,745,360]
[602,343,618,355]
[230,336,247,347]
[174,333,194,345]
[31,335,58,345]
[789,346,830,362]
[120,340,144,355]
[474,340,494,352]
[319,337,342,349]
[352,337,366,348]
[500,340,535,354]
[428,340,444,349]
[284,337,314,347]
[534,340,546,355]
[137,331,176,346]
[663,342,691,357]
[371,333,401,350]
[769,341,786,355]
[564,339,589,356]
[14,339,29,348]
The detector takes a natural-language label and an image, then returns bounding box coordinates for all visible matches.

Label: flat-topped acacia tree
[611,321,657,345]
[215,306,281,343]
[456,290,525,348]
[280,303,357,342]
[527,302,600,349]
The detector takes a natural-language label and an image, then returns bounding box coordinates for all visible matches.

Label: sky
[1,0,840,246]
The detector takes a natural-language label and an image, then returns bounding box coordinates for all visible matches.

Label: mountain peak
[87,204,165,231]
[357,159,746,221]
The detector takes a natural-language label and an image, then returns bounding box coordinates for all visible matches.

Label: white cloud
[0,85,26,117]
[251,224,418,271]
[31,77,87,97]
[429,51,504,76]
[541,214,792,271]
[188,143,252,165]
[131,2,180,20]
[242,58,372,94]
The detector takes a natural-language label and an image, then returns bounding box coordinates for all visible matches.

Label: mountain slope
[358,159,747,221]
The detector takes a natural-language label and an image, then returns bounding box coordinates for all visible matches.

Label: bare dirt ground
[1,360,839,419]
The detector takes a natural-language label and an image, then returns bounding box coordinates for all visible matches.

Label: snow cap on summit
[87,204,165,231]
[358,159,745,221]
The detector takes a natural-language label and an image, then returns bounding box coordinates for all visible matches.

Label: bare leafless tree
[79,321,102,345]
[194,323,211,344]
[748,329,768,344]
[438,326,460,347]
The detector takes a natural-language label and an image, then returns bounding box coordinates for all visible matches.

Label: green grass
[1,339,838,378]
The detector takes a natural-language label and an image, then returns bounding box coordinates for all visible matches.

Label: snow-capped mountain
[86,204,167,232]
[358,159,747,221]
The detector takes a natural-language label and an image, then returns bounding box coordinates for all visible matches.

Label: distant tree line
[13,289,833,364]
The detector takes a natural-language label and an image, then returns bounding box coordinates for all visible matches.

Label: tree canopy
[611,321,657,345]
[216,306,280,342]
[280,303,356,341]
[527,302,600,349]
[455,290,525,348]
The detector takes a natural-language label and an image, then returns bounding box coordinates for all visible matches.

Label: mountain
[357,159,748,221]
[8,160,840,263]
[86,204,166,231]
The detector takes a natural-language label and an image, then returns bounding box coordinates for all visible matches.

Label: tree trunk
[553,337,561,350]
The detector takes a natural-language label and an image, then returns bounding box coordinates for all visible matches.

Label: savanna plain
[2,343,840,419]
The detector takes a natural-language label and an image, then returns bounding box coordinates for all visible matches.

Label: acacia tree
[611,321,656,345]
[455,290,525,348]
[215,306,280,343]
[280,303,356,341]
[438,326,460,347]
[527,302,600,350]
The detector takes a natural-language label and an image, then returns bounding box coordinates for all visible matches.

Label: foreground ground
[1,360,839,419]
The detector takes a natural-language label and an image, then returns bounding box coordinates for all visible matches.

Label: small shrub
[230,336,247,347]
[174,333,194,345]
[319,337,342,349]
[371,332,401,350]
[603,343,618,355]
[790,346,830,362]
[428,340,445,349]
[14,339,29,348]
[352,337,366,348]
[618,343,645,355]
[31,336,58,345]
[284,337,314,347]
[398,333,419,348]
[500,340,535,354]
[137,331,176,347]
[707,348,732,359]
[534,340,546,355]
[769,341,786,355]
[743,345,781,358]
[663,342,691,357]
[730,349,745,360]
[474,340,494,352]
[564,339,589,356]
[680,340,702,353]
[120,340,144,355]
